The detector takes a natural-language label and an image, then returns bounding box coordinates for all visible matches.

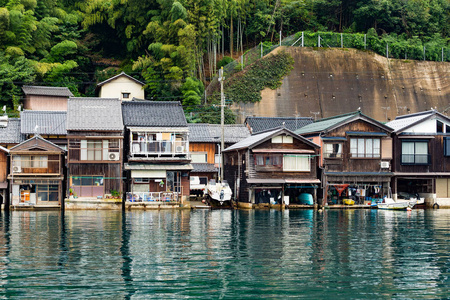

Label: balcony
[126,192,180,203]
[130,141,188,157]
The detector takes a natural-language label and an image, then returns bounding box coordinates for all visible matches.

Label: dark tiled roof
[191,163,218,173]
[22,86,73,97]
[21,111,67,135]
[122,100,187,127]
[245,116,313,133]
[67,98,123,131]
[188,124,250,143]
[0,118,24,144]
[97,72,145,87]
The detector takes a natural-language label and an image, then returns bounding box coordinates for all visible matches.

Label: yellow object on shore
[343,199,355,205]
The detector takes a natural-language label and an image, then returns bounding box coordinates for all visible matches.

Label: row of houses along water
[0,72,449,210]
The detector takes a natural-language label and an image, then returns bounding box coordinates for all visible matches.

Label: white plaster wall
[99,76,144,100]
[404,117,450,133]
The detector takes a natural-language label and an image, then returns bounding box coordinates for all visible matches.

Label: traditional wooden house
[386,110,450,207]
[8,136,65,208]
[22,86,73,111]
[96,72,145,101]
[188,123,250,192]
[66,98,124,201]
[295,111,394,206]
[0,116,24,207]
[223,127,320,208]
[245,116,313,134]
[122,100,192,206]
[20,111,67,149]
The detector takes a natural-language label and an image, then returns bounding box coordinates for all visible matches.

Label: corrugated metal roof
[67,97,123,131]
[188,123,250,143]
[295,112,358,135]
[224,128,282,151]
[122,100,187,127]
[191,163,218,173]
[0,118,24,144]
[124,163,193,170]
[245,116,313,133]
[22,86,73,97]
[386,111,434,132]
[224,127,318,152]
[21,111,67,135]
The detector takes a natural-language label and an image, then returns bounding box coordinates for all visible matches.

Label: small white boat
[377,188,414,210]
[377,198,411,210]
[205,179,232,206]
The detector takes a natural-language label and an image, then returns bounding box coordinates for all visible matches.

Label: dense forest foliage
[0,0,448,121]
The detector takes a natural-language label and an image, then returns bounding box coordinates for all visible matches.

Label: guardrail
[126,192,180,203]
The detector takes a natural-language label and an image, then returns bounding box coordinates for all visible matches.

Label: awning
[252,149,315,154]
[131,170,166,178]
[124,163,193,171]
[322,137,347,141]
[247,178,320,184]
[325,172,393,176]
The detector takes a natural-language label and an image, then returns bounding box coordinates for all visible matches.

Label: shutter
[381,138,392,159]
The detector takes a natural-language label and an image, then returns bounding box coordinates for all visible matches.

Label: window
[134,178,150,183]
[215,154,221,164]
[13,156,48,168]
[255,154,282,166]
[191,153,207,163]
[350,138,380,158]
[401,141,429,164]
[283,155,310,171]
[445,137,450,157]
[71,176,104,197]
[80,140,112,161]
[122,92,130,99]
[272,135,293,143]
[324,143,342,158]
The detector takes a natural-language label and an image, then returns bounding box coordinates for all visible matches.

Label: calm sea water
[0,209,449,299]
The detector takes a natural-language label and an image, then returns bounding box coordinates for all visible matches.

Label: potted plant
[69,188,74,199]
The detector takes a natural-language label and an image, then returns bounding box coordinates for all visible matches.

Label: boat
[377,197,411,210]
[205,179,232,207]
[396,192,425,207]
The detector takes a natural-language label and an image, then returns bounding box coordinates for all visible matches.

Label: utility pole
[218,67,225,183]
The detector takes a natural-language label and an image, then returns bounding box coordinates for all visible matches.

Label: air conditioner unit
[12,166,21,173]
[176,145,184,153]
[380,161,390,169]
[108,152,120,161]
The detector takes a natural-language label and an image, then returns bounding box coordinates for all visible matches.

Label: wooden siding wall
[190,143,216,164]
[250,138,318,180]
[393,135,450,173]
[0,152,6,182]
[324,120,391,173]
[69,163,122,193]
[24,95,68,111]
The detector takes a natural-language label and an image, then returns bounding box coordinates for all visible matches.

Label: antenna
[310,111,320,121]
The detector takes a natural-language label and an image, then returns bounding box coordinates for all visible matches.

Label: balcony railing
[126,192,180,203]
[401,154,431,165]
[130,141,188,156]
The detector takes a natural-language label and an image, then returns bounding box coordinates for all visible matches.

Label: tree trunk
[230,13,233,58]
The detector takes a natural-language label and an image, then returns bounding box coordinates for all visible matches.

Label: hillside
[231,47,449,122]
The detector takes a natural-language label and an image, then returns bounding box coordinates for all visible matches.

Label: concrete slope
[232,47,449,123]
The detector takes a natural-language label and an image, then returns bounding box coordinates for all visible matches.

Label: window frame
[401,140,430,165]
[323,142,343,158]
[350,138,381,158]
[282,154,311,172]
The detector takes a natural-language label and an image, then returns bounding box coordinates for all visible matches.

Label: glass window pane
[72,176,81,185]
[357,139,365,157]
[93,176,103,186]
[366,139,373,157]
[81,177,92,186]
